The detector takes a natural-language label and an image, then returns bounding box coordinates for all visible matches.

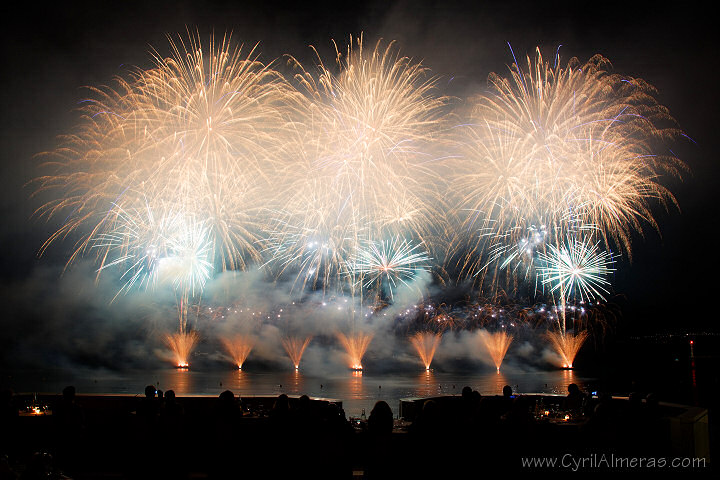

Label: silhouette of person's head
[369,400,393,435]
[422,400,439,418]
[218,390,235,404]
[165,390,176,402]
[62,386,76,401]
[144,385,156,399]
[502,385,513,397]
[273,394,290,411]
[461,386,473,400]
[568,383,580,395]
[371,401,392,419]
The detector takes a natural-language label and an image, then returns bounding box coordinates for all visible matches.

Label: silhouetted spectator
[160,390,185,430]
[563,383,585,414]
[582,392,617,450]
[131,385,161,478]
[52,386,85,473]
[54,386,84,430]
[365,401,397,479]
[209,391,242,479]
[408,400,447,477]
[158,390,187,479]
[213,390,242,426]
[458,385,474,423]
[368,401,393,437]
[410,400,443,437]
[500,384,514,415]
[136,385,160,427]
[269,393,291,428]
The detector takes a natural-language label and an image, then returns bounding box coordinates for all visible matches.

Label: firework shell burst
[349,237,432,300]
[537,237,615,303]
[264,35,453,294]
[33,32,302,275]
[451,47,686,286]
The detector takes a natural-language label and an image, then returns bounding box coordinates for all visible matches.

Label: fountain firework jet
[164,330,200,368]
[281,336,312,370]
[546,330,588,369]
[409,332,442,370]
[220,334,255,369]
[478,330,514,373]
[336,332,374,370]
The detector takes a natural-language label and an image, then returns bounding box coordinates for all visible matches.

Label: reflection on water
[290,369,303,392]
[490,370,509,394]
[162,368,194,396]
[416,370,434,398]
[561,368,575,393]
[9,367,594,417]
[234,369,250,394]
[348,370,363,399]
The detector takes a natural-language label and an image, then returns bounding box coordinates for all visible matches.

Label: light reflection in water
[234,369,250,394]
[490,370,509,394]
[14,367,594,418]
[161,368,194,395]
[289,369,303,393]
[348,370,363,399]
[416,370,435,398]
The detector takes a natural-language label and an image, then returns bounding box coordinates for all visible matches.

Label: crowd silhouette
[0,382,686,479]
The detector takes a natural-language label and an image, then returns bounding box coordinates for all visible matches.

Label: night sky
[1,0,717,371]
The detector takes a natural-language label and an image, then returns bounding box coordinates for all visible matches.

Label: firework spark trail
[546,330,588,369]
[535,236,613,363]
[164,330,200,367]
[281,336,313,369]
[349,236,431,300]
[409,331,442,370]
[336,332,374,370]
[537,237,615,303]
[220,334,255,369]
[92,204,214,295]
[265,35,453,294]
[478,330,514,372]
[34,32,302,274]
[452,47,685,287]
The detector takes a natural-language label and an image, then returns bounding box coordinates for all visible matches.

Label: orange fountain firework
[546,330,588,369]
[336,332,373,370]
[220,334,255,369]
[281,336,313,370]
[478,330,514,373]
[164,330,200,368]
[409,332,442,370]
